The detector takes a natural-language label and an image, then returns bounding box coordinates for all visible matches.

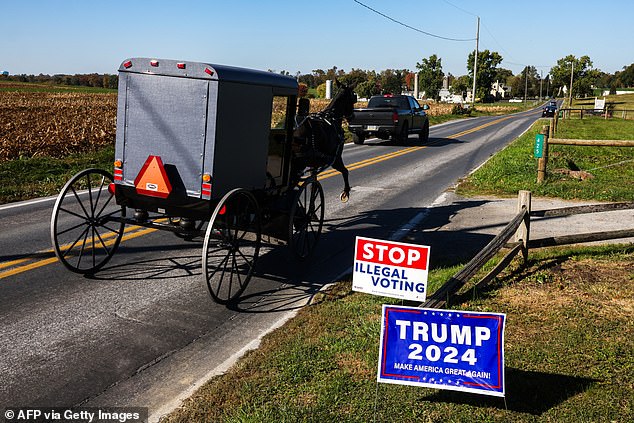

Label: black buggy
[50,58,336,304]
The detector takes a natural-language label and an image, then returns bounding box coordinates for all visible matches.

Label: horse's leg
[331,154,351,203]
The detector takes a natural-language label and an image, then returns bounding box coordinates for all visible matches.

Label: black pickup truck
[348,94,430,144]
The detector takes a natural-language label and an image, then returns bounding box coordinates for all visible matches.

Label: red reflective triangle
[134,155,172,198]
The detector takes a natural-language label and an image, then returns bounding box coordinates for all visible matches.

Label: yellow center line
[0,222,145,270]
[0,226,158,279]
[318,146,421,180]
[318,114,519,181]
[2,114,523,279]
[0,257,31,270]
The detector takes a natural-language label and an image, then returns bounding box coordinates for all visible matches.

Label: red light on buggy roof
[204,68,214,76]
[150,60,159,67]
[177,63,186,69]
[123,60,132,69]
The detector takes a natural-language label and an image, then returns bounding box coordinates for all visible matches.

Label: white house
[439,88,464,103]
[490,80,511,98]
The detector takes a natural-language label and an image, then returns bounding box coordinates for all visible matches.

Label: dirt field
[0,91,116,160]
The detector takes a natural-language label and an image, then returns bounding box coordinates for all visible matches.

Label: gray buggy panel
[118,73,217,197]
[115,57,298,201]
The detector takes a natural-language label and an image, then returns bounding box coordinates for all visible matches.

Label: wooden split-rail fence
[420,191,634,309]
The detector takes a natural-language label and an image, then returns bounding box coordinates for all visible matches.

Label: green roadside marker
[534,134,544,158]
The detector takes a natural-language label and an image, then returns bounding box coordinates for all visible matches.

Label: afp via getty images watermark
[3,407,148,423]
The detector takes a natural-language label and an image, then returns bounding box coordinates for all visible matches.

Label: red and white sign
[352,236,430,302]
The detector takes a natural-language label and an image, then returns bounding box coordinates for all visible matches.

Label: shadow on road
[82,199,501,313]
[361,137,464,148]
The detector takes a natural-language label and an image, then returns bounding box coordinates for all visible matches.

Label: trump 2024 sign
[378,305,506,397]
[353,237,430,302]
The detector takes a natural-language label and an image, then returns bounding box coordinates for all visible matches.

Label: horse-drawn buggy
[50,57,354,304]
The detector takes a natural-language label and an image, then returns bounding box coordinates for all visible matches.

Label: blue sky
[2,0,632,77]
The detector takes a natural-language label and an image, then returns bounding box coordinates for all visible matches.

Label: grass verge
[0,147,114,204]
[456,117,634,201]
[164,244,633,422]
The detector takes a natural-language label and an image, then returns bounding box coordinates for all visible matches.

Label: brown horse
[292,80,355,202]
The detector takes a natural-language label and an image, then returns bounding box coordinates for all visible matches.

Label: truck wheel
[392,122,408,144]
[352,132,365,145]
[419,120,429,144]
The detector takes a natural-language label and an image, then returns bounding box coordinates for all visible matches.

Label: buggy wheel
[288,179,325,260]
[50,168,125,274]
[202,188,261,304]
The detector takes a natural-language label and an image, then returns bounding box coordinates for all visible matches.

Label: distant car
[542,103,557,117]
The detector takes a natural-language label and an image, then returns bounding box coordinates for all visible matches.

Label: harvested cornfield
[0,91,117,161]
[1,91,493,163]
[475,104,522,114]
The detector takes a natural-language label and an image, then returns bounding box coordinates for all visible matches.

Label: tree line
[294,53,634,102]
[3,55,633,101]
[0,73,118,89]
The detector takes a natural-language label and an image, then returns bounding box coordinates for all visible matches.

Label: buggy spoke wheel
[50,168,125,274]
[289,179,324,260]
[202,188,261,304]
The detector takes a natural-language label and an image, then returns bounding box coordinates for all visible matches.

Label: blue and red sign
[378,305,506,397]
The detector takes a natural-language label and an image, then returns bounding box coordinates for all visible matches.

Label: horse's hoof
[340,191,349,203]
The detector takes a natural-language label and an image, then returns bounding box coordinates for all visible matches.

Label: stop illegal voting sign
[352,236,430,302]
[378,305,506,397]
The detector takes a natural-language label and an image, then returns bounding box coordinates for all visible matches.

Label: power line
[480,21,554,71]
[437,1,555,72]
[440,0,478,17]
[352,0,476,42]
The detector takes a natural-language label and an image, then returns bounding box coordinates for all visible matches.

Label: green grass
[165,244,633,422]
[457,117,634,201]
[0,147,114,204]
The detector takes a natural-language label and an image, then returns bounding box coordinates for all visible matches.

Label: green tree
[378,69,407,95]
[316,82,327,98]
[549,55,598,98]
[467,49,503,102]
[494,68,514,84]
[616,63,634,87]
[416,54,444,100]
[451,75,470,99]
[339,68,368,88]
[356,73,381,99]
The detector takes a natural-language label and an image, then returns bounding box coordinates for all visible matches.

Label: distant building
[490,80,511,99]
[601,89,634,96]
[439,88,464,103]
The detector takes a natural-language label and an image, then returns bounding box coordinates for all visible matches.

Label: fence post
[549,118,554,138]
[514,190,532,262]
[537,125,549,183]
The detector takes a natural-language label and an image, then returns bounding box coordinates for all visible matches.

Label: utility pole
[524,65,528,103]
[471,16,480,107]
[539,70,543,101]
[568,60,574,106]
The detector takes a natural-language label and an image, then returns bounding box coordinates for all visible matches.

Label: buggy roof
[118,57,298,95]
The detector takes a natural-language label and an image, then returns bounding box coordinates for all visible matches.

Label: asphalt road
[0,107,542,419]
